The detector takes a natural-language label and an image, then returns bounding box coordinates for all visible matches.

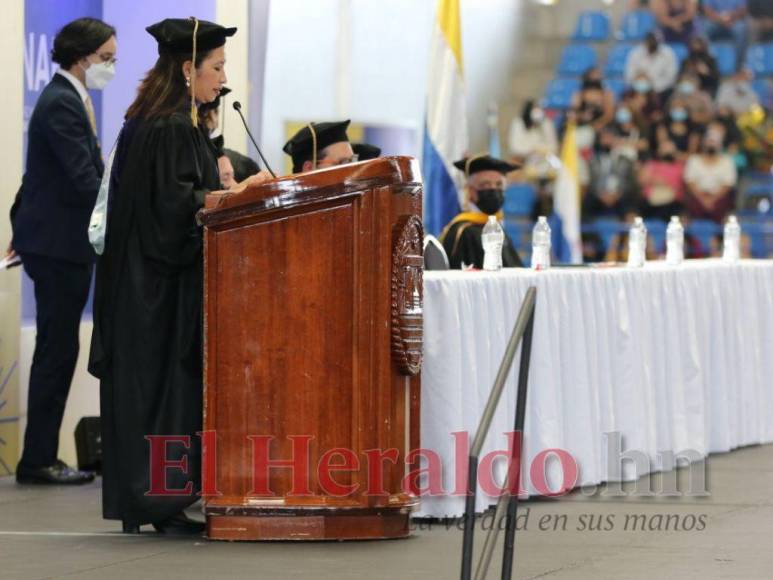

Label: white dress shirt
[625,45,678,93]
[56,69,89,104]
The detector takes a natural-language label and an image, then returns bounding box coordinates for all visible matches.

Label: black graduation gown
[88,110,220,525]
[441,219,524,270]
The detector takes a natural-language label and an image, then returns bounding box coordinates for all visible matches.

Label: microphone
[232,101,277,178]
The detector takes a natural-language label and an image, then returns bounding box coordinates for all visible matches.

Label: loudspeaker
[74,416,102,474]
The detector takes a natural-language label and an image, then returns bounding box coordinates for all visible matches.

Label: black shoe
[152,512,205,536]
[122,521,141,534]
[16,460,95,485]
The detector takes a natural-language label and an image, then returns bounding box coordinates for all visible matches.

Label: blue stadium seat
[685,219,721,255]
[605,78,626,101]
[752,79,771,107]
[582,219,626,254]
[668,43,688,65]
[543,78,581,109]
[617,10,656,41]
[605,43,635,78]
[710,43,737,77]
[745,44,773,77]
[737,219,772,258]
[572,11,610,42]
[556,44,598,77]
[504,183,537,218]
[644,219,667,253]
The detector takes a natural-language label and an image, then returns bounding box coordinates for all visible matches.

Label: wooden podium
[197,157,423,541]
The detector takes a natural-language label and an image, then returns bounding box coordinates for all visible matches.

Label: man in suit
[9,17,117,485]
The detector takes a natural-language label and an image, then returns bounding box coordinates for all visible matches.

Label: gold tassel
[190,17,200,126]
[307,122,318,170]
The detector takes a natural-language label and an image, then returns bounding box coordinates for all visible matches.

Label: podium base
[206,506,413,541]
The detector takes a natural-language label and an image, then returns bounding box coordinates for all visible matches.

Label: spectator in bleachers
[623,84,664,135]
[508,99,558,160]
[612,105,653,161]
[670,70,715,124]
[716,68,759,114]
[700,0,749,69]
[652,0,698,44]
[710,108,744,154]
[639,139,686,221]
[654,95,702,160]
[680,36,720,96]
[571,68,616,136]
[684,129,738,221]
[748,0,773,41]
[625,32,679,97]
[582,126,640,220]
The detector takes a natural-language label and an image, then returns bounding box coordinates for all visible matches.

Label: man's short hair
[51,18,116,69]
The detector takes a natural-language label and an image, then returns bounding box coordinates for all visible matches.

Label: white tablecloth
[419,260,773,517]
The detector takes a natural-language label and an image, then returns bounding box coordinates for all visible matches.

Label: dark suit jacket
[11,73,104,264]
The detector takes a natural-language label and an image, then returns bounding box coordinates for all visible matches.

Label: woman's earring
[185,77,191,87]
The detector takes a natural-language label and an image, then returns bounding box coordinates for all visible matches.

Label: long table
[419,260,773,518]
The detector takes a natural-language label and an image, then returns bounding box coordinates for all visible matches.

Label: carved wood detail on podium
[391,215,423,376]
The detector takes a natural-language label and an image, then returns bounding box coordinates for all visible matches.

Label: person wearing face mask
[670,71,715,125]
[88,18,271,535]
[654,96,702,161]
[680,37,720,96]
[625,32,679,96]
[508,100,558,159]
[684,131,737,222]
[571,68,615,136]
[8,17,116,486]
[439,155,523,269]
[717,68,759,115]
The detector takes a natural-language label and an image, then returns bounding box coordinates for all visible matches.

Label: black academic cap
[211,134,225,158]
[282,120,351,169]
[453,155,520,176]
[353,142,381,161]
[146,18,236,54]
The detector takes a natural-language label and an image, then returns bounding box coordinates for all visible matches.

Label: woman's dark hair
[521,99,535,130]
[125,50,211,121]
[51,17,115,69]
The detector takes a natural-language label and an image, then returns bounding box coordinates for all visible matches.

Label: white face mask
[83,61,115,90]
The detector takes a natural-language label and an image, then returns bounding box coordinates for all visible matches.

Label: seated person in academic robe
[283,120,358,173]
[200,86,261,183]
[439,155,524,269]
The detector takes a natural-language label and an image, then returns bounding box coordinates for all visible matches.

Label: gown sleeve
[135,115,212,268]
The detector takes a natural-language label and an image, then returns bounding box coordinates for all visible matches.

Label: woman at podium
[88,17,269,535]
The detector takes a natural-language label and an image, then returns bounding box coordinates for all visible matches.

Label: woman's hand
[229,171,273,193]
[4,242,16,261]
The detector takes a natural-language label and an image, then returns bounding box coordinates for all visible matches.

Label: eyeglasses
[317,155,359,168]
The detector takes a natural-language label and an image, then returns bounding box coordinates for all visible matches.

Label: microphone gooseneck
[232,101,276,178]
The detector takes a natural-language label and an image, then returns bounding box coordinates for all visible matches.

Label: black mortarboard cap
[211,134,225,158]
[283,120,351,169]
[353,143,381,161]
[453,154,520,176]
[146,18,236,54]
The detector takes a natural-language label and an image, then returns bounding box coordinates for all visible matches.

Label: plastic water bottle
[665,216,684,265]
[482,215,504,271]
[722,215,741,262]
[627,217,647,268]
[531,216,551,270]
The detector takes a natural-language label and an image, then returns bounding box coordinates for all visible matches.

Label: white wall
[0,0,23,475]
[260,0,529,172]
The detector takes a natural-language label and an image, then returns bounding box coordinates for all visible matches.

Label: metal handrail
[460,286,537,580]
